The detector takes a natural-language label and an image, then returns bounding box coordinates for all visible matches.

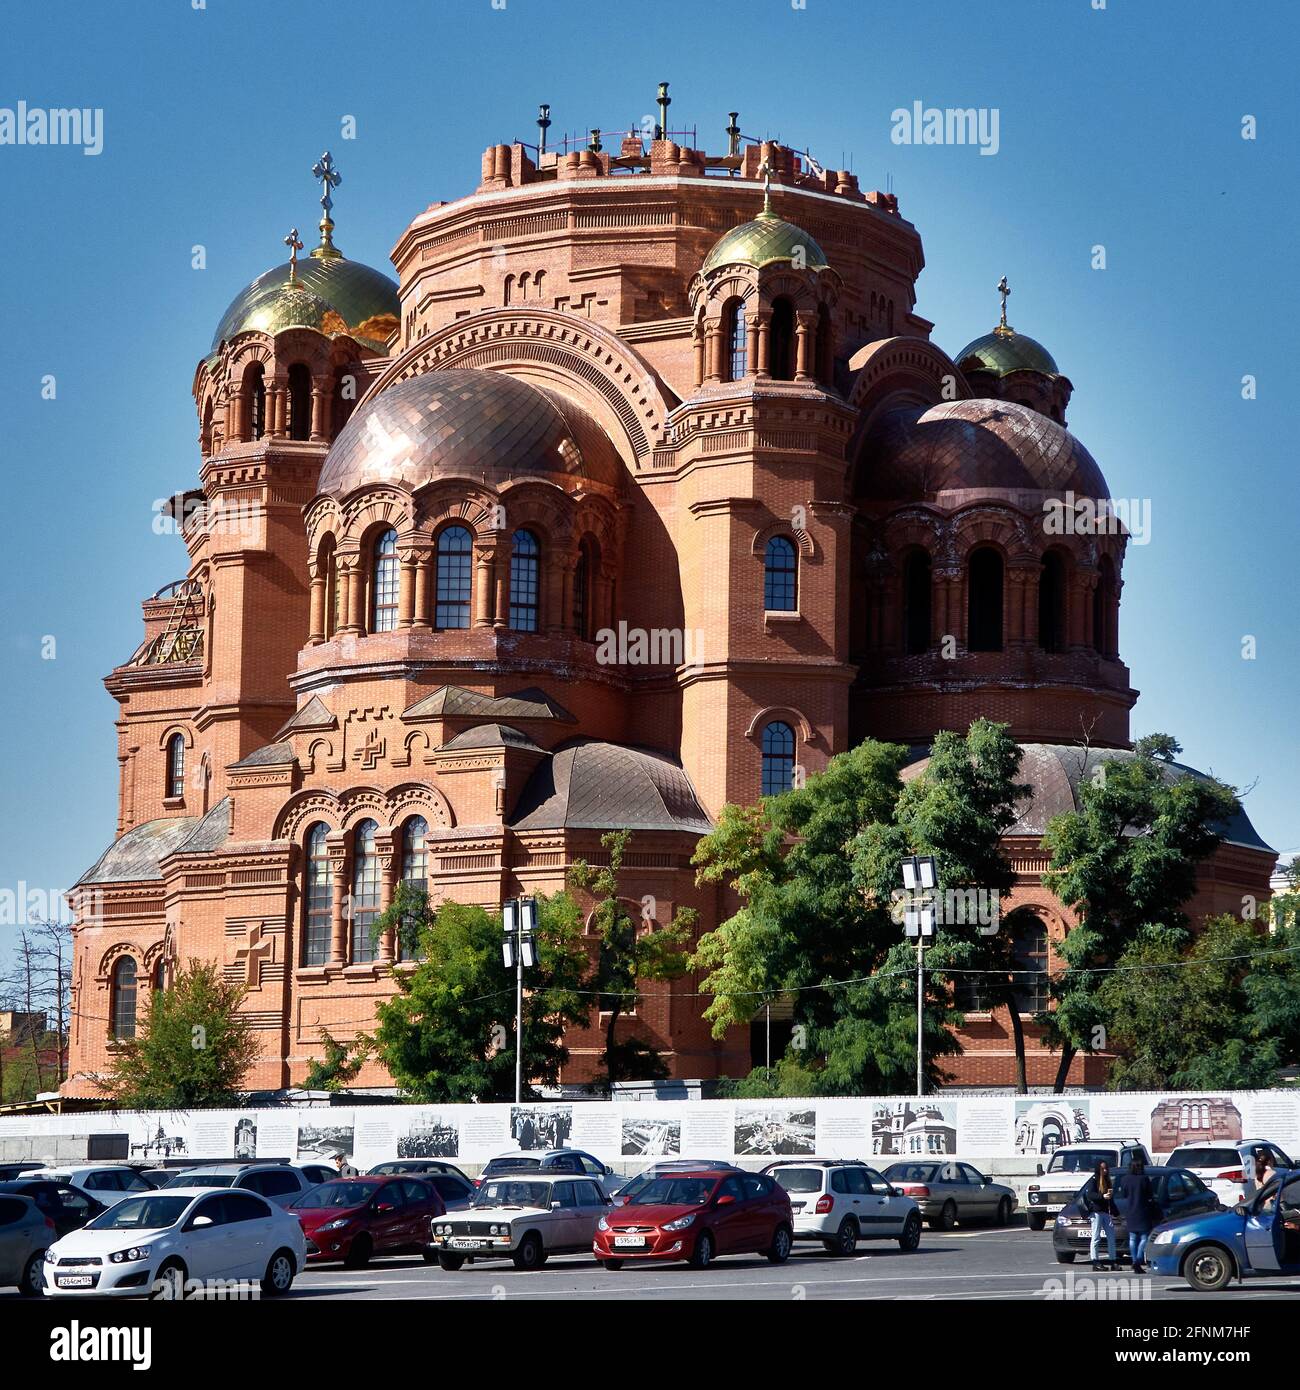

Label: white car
[429,1174,611,1270]
[478,1149,620,1198]
[29,1165,155,1208]
[43,1186,306,1298]
[764,1159,922,1255]
[1165,1140,1293,1207]
[160,1163,319,1208]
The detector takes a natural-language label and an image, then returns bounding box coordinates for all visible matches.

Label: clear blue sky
[1,0,1297,926]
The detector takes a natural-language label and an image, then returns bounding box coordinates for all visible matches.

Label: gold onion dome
[955,326,1060,378]
[702,208,829,274]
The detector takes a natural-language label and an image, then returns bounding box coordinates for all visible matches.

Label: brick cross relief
[234,923,275,987]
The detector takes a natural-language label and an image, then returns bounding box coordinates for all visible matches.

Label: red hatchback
[593,1169,793,1269]
[290,1175,444,1267]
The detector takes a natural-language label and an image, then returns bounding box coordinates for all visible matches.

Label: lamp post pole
[901,856,938,1098]
[502,897,537,1105]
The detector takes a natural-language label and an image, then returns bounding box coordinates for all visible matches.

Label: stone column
[377,835,396,963]
[413,551,432,628]
[705,323,722,382]
[692,328,705,387]
[1006,567,1030,646]
[327,838,348,966]
[398,553,418,627]
[473,543,496,628]
[309,386,327,442]
[266,379,285,439]
[795,312,816,381]
[755,312,771,378]
[308,574,326,644]
[492,539,510,628]
[746,312,761,376]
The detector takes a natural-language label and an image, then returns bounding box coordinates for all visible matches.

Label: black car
[0,1179,107,1237]
[1052,1165,1220,1264]
[0,1164,43,1182]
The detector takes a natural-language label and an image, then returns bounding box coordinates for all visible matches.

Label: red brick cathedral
[65,111,1273,1097]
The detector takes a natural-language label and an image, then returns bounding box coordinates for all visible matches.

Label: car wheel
[1027,1213,1046,1231]
[930,1200,957,1231]
[1055,1252,1076,1264]
[687,1230,714,1269]
[436,1253,466,1271]
[19,1249,46,1298]
[766,1225,793,1265]
[342,1235,372,1269]
[996,1197,1012,1227]
[825,1217,858,1257]
[150,1260,187,1300]
[261,1249,295,1296]
[1183,1244,1233,1292]
[601,1258,624,1271]
[898,1211,922,1252]
[512,1233,546,1271]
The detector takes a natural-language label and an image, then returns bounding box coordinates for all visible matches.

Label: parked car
[1052,1165,1221,1263]
[290,1175,445,1267]
[44,1187,305,1298]
[766,1159,923,1254]
[1164,1140,1293,1208]
[368,1159,474,1185]
[1148,1168,1300,1291]
[298,1163,338,1188]
[1025,1139,1152,1230]
[29,1165,157,1208]
[161,1163,318,1208]
[0,1193,56,1296]
[0,1179,107,1237]
[133,1169,174,1190]
[881,1160,1018,1230]
[430,1173,611,1271]
[609,1159,742,1202]
[0,1163,44,1182]
[593,1168,794,1270]
[478,1148,619,1197]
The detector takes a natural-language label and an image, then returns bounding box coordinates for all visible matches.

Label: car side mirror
[191,1215,214,1229]
[375,1203,395,1214]
[551,1201,562,1210]
[716,1195,735,1206]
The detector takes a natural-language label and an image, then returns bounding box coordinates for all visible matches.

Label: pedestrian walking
[1083,1159,1116,1270]
[334,1152,358,1178]
[1113,1154,1157,1273]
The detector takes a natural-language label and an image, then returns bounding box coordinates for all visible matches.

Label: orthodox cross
[312,150,341,216]
[997,274,1011,330]
[759,157,774,214]
[283,227,303,282]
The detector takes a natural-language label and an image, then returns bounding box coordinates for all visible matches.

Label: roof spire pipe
[656,81,671,141]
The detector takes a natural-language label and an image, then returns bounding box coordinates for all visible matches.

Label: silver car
[429,1174,611,1270]
[882,1160,1018,1230]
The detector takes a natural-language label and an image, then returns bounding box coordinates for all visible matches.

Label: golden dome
[702,208,829,274]
[955,327,1060,378]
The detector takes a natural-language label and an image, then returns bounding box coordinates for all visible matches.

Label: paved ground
[272,1220,1300,1301]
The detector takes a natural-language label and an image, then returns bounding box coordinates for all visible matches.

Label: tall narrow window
[111,957,137,1039]
[764,536,798,612]
[303,822,332,967]
[509,529,540,631]
[435,525,472,629]
[288,363,312,440]
[166,734,185,799]
[761,721,796,796]
[1010,912,1050,1014]
[399,815,429,962]
[725,299,748,382]
[351,818,380,964]
[903,550,932,654]
[1038,551,1066,653]
[246,364,266,441]
[371,528,399,633]
[319,537,337,639]
[153,959,166,992]
[967,547,1004,652]
[769,297,795,380]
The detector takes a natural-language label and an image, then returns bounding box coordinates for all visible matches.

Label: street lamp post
[901,855,938,1098]
[501,896,537,1104]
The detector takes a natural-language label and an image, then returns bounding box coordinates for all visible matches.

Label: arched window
[967,547,1004,652]
[319,536,338,639]
[153,958,166,992]
[434,525,472,630]
[371,528,399,633]
[1010,912,1050,1014]
[769,297,795,380]
[761,721,796,796]
[1038,551,1067,653]
[575,538,600,640]
[287,363,312,440]
[1094,556,1116,656]
[399,815,429,962]
[351,818,380,964]
[111,957,137,1039]
[725,298,748,382]
[166,734,185,799]
[509,529,540,631]
[763,535,798,612]
[246,363,266,441]
[302,823,332,967]
[903,550,932,654]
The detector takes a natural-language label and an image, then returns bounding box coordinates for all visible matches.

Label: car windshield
[626,1177,716,1207]
[474,1180,550,1209]
[884,1163,940,1183]
[1167,1147,1240,1169]
[165,1172,234,1188]
[294,1181,380,1209]
[483,1158,541,1176]
[1047,1150,1116,1174]
[771,1168,823,1194]
[87,1195,191,1231]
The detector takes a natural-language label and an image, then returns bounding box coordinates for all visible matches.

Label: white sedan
[43,1186,305,1298]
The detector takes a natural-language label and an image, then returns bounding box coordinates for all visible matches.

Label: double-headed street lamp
[502,897,537,1104]
[900,856,938,1098]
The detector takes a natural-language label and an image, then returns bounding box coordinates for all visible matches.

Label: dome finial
[283,227,303,285]
[758,156,775,216]
[310,151,343,260]
[995,273,1014,336]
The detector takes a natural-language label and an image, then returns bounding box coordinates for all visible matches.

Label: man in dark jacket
[1112,1156,1157,1272]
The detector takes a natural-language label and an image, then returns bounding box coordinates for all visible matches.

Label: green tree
[368,885,588,1102]
[569,830,694,1088]
[100,959,260,1108]
[1040,734,1239,1091]
[302,1028,370,1092]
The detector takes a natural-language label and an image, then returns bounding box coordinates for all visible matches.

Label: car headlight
[1151,1230,1174,1245]
[44,1248,58,1263]
[597,1216,609,1231]
[110,1246,152,1263]
[320,1218,352,1232]
[664,1213,695,1232]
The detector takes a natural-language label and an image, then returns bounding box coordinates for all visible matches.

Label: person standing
[1084,1159,1117,1271]
[1113,1154,1157,1273]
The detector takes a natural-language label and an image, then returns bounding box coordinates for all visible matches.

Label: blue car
[1147,1167,1300,1290]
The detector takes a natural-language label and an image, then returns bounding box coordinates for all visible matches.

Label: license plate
[450,1238,489,1249]
[1073,1229,1090,1240]
[57,1276,94,1288]
[614,1235,646,1248]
